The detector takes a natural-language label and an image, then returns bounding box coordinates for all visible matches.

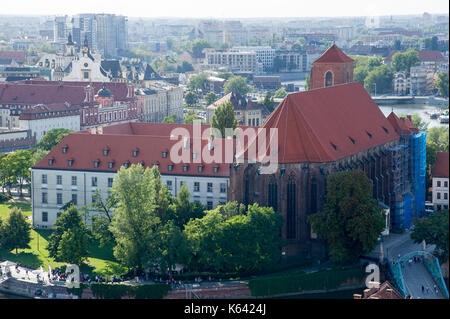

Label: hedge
[248,265,365,297]
[89,283,171,299]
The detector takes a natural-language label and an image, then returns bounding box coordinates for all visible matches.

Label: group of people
[421,284,440,296]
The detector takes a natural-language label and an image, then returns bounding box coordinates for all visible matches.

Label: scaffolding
[387,131,427,229]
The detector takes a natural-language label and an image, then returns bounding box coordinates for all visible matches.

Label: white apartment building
[31,123,232,228]
[232,46,275,72]
[203,49,258,74]
[432,152,449,211]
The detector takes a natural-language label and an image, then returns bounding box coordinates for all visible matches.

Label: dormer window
[366,131,373,139]
[213,166,219,173]
[168,164,174,171]
[94,160,100,168]
[103,148,110,156]
[192,153,197,160]
[382,126,389,134]
[330,142,338,151]
[62,145,68,154]
[198,165,204,172]
[108,161,115,169]
[68,159,74,167]
[123,162,130,168]
[48,158,54,166]
[183,165,189,172]
[349,136,356,145]
[132,149,139,157]
[162,151,168,158]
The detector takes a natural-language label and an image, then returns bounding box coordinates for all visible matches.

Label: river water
[377,103,448,128]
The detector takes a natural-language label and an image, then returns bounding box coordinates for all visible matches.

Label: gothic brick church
[229,45,425,261]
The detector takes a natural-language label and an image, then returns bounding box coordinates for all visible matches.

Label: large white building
[232,46,275,72]
[31,122,232,228]
[18,103,81,142]
[203,49,258,74]
[432,152,449,211]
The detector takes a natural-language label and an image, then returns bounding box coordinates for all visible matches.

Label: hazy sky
[3,0,449,18]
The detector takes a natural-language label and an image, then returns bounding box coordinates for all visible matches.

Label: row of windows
[40,199,223,222]
[166,180,227,193]
[436,192,448,200]
[42,174,113,188]
[435,180,449,188]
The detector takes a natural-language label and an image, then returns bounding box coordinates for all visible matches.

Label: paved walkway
[402,261,445,299]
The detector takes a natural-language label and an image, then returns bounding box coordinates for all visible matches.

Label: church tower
[309,44,354,90]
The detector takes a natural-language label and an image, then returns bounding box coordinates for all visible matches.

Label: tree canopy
[224,76,251,96]
[37,128,73,151]
[0,207,31,254]
[308,170,385,263]
[211,101,237,138]
[411,210,449,261]
[391,49,420,74]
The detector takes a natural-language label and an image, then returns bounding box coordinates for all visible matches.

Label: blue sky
[4,0,449,18]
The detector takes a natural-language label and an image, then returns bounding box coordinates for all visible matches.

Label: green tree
[273,88,288,98]
[191,39,212,58]
[47,205,90,262]
[109,164,168,270]
[30,148,50,166]
[184,203,283,273]
[391,49,420,75]
[177,61,194,73]
[183,111,202,124]
[0,150,32,196]
[184,91,198,107]
[90,189,118,247]
[304,74,310,90]
[211,101,237,138]
[57,227,90,265]
[353,66,368,85]
[364,65,393,94]
[411,210,449,261]
[263,92,276,112]
[167,185,205,228]
[393,40,402,50]
[205,92,218,105]
[308,170,385,263]
[188,73,208,92]
[37,128,73,151]
[162,114,177,123]
[0,207,31,254]
[224,76,251,96]
[435,72,449,98]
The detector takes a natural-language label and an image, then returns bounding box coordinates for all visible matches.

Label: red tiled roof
[0,51,25,64]
[387,112,419,135]
[240,82,400,164]
[0,81,133,106]
[363,281,404,299]
[433,152,449,178]
[18,103,80,120]
[32,122,254,177]
[313,44,354,64]
[385,50,446,61]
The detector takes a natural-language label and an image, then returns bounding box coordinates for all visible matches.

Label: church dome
[97,83,112,97]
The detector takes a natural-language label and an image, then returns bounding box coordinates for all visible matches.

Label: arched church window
[325,71,333,87]
[287,173,297,239]
[268,175,278,212]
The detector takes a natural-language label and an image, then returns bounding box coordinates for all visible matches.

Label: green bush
[248,265,365,297]
[89,283,171,299]
[0,193,11,203]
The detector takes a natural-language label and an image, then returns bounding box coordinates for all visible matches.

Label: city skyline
[2,0,449,18]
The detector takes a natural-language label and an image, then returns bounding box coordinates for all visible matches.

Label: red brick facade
[309,44,354,90]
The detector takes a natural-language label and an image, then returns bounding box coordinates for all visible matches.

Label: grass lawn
[0,201,127,277]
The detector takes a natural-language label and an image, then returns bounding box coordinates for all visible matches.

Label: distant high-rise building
[71,13,128,58]
[54,16,68,43]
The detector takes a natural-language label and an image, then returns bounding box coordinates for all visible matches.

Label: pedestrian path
[402,261,444,299]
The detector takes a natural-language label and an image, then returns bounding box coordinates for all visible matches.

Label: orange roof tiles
[241,82,400,164]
